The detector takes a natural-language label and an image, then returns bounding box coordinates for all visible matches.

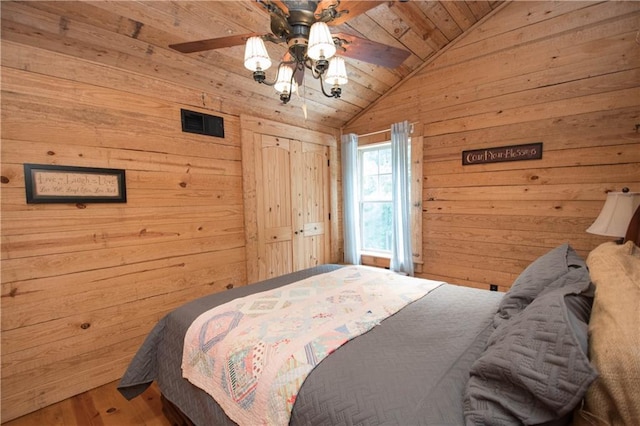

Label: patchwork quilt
[181,265,443,425]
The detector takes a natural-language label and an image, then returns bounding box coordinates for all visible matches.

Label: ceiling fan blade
[169,33,262,54]
[332,33,410,68]
[320,1,385,26]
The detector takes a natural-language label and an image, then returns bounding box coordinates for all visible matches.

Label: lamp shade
[244,37,271,72]
[325,56,348,86]
[307,22,336,60]
[274,65,298,95]
[586,191,640,237]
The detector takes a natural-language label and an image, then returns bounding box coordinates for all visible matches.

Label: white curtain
[390,121,414,276]
[341,133,361,264]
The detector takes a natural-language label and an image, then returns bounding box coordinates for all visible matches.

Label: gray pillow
[495,244,586,326]
[464,267,597,425]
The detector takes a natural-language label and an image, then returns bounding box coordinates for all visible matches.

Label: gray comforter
[118,265,503,425]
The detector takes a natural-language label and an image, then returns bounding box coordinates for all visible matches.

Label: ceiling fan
[168,1,411,104]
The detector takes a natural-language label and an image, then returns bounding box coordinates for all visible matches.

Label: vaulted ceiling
[5,1,504,132]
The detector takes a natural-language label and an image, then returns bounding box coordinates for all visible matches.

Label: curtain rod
[357,128,389,138]
[356,122,417,138]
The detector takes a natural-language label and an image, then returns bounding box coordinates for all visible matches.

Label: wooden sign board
[462,142,543,165]
[24,163,127,204]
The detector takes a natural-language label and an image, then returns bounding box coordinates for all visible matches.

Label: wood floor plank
[3,380,170,426]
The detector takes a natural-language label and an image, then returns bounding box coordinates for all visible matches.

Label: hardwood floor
[3,381,172,426]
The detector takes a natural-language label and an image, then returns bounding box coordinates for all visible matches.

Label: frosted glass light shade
[307,22,336,60]
[586,191,640,237]
[274,65,298,94]
[244,37,271,71]
[325,56,348,86]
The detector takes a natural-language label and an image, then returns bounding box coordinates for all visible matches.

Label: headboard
[623,205,640,246]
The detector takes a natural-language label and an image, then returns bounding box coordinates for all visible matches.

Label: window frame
[352,130,423,272]
[357,142,393,255]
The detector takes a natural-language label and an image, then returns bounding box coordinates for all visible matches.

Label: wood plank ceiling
[6,1,504,133]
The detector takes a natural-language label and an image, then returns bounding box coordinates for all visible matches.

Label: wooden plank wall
[0,6,252,423]
[1,0,639,422]
[344,1,640,291]
[0,2,342,420]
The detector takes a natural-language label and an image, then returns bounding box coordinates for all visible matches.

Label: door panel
[301,142,330,269]
[257,135,293,279]
[303,221,325,236]
[262,140,292,229]
[264,226,293,241]
[303,235,324,268]
[264,240,293,278]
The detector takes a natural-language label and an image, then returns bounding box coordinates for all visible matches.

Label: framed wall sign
[24,164,127,204]
[462,142,543,165]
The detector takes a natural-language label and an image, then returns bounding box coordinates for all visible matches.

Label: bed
[118,207,640,426]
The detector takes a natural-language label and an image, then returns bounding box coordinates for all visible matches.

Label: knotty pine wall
[345,1,640,290]
[0,12,249,426]
[0,71,246,423]
[2,0,639,422]
[0,0,346,420]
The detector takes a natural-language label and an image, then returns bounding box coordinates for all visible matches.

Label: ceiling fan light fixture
[307,22,336,61]
[274,64,298,96]
[325,56,348,86]
[169,1,412,106]
[244,36,272,72]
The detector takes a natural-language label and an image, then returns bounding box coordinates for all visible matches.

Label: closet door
[298,142,330,270]
[254,135,330,280]
[242,115,337,284]
[256,135,295,279]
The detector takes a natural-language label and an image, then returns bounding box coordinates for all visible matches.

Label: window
[343,126,422,272]
[359,143,392,253]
